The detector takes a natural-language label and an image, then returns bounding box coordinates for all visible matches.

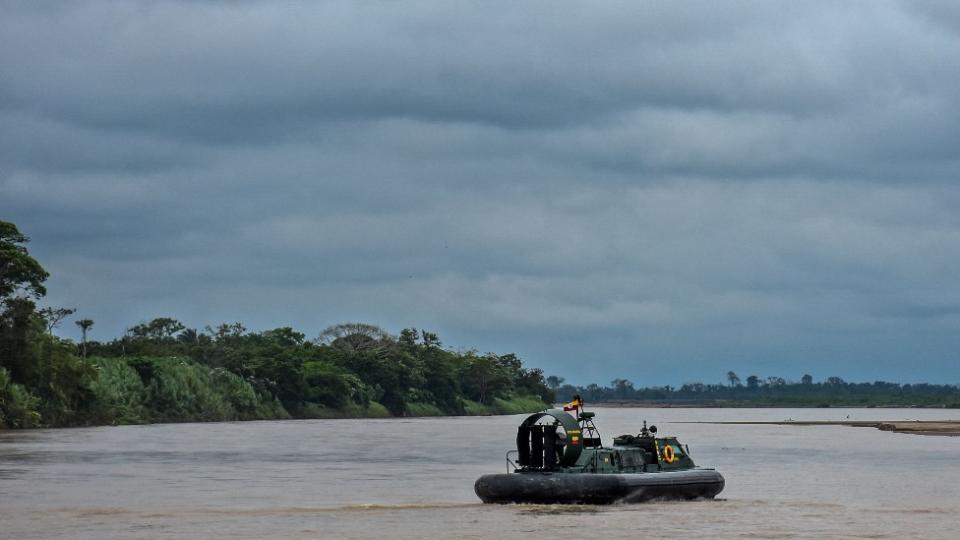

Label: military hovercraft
[474,399,724,504]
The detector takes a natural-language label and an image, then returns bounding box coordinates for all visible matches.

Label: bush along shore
[0,220,553,428]
[1,321,555,429]
[0,320,555,429]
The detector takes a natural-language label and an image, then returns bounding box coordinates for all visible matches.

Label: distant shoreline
[675,420,960,436]
[581,400,959,409]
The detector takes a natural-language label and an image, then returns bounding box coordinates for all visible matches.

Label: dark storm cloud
[3,1,960,384]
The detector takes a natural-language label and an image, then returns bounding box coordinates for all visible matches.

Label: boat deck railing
[505,450,519,473]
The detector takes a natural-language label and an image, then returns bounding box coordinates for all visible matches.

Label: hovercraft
[474,399,724,504]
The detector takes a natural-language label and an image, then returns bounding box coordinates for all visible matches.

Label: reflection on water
[1,408,959,539]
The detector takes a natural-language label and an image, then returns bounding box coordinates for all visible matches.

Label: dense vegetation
[552,372,960,408]
[0,220,553,428]
[4,217,957,428]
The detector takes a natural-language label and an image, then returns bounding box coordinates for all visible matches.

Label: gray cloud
[2,1,960,385]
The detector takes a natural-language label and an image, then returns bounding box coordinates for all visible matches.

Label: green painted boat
[475,405,724,504]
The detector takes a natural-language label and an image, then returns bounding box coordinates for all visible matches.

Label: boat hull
[475,468,724,504]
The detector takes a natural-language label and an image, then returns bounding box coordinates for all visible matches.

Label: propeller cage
[515,409,583,469]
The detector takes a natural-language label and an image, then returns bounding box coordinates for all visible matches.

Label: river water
[1,407,959,539]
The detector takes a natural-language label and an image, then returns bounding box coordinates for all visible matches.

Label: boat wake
[63,502,486,519]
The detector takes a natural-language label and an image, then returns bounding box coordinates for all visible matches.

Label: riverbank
[678,420,960,436]
[584,399,960,409]
[297,395,549,419]
[0,394,551,428]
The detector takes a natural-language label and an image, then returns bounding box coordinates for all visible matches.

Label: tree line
[0,220,553,428]
[551,371,960,408]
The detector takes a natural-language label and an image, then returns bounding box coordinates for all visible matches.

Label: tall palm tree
[75,318,94,359]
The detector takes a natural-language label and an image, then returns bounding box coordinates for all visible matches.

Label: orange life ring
[663,444,676,464]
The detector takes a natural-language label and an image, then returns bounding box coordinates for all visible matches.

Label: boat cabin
[511,409,696,474]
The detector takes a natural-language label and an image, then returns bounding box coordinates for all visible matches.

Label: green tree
[420,349,462,413]
[0,367,41,428]
[0,221,49,302]
[208,322,246,342]
[129,317,185,341]
[398,328,418,349]
[420,330,441,348]
[0,222,51,386]
[319,322,390,351]
[262,327,305,347]
[0,298,41,382]
[75,319,94,359]
[727,371,741,387]
[178,328,200,344]
[39,307,76,335]
[611,378,635,398]
[766,376,786,387]
[302,361,355,409]
[460,354,511,405]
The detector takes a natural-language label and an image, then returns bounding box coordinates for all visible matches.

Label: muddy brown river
[1,407,958,539]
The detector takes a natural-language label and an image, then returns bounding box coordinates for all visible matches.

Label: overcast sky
[3,1,960,386]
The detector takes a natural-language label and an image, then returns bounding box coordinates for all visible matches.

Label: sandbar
[677,420,960,436]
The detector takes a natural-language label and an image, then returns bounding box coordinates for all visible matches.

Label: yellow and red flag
[562,396,582,411]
